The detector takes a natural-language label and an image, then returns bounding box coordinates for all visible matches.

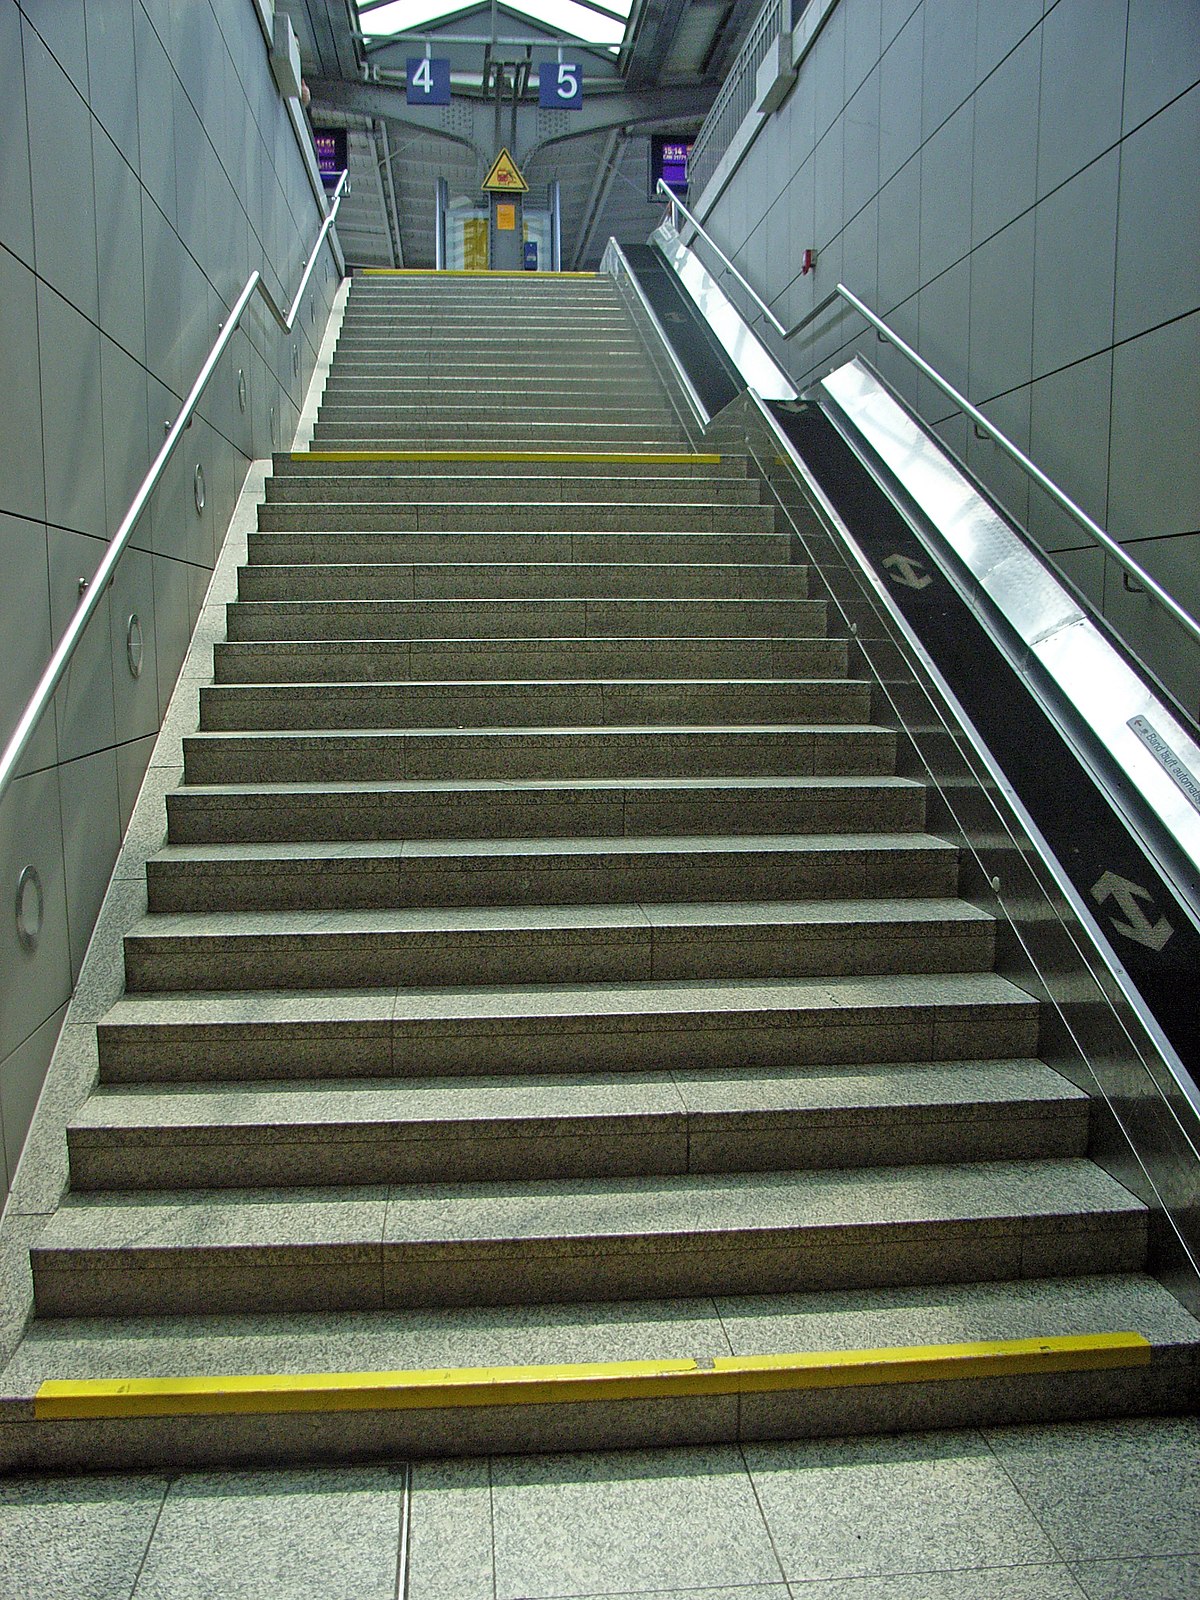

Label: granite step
[120,898,997,993]
[254,503,772,533]
[211,636,848,685]
[180,723,895,784]
[66,1060,1088,1191]
[243,532,786,568]
[234,563,803,603]
[165,773,925,845]
[28,1158,1147,1318]
[144,831,961,913]
[263,473,760,503]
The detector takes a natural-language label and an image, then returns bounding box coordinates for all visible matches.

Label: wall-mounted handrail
[0,173,348,812]
[656,180,1200,654]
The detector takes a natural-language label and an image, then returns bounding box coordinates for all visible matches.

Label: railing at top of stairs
[655,180,1200,664]
[0,172,350,813]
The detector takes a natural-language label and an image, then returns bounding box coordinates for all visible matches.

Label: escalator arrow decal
[1090,870,1174,952]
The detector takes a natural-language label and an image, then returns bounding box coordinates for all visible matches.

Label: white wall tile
[1108,311,1200,543]
[108,543,160,745]
[843,194,879,310]
[1036,0,1128,197]
[966,383,1032,527]
[920,0,978,137]
[1122,0,1200,133]
[85,0,139,157]
[133,1,177,227]
[116,731,156,837]
[812,4,847,139]
[20,0,88,96]
[37,282,107,541]
[975,0,1042,80]
[93,125,148,366]
[99,335,152,553]
[968,211,1034,398]
[1031,150,1118,378]
[24,18,99,324]
[916,255,970,417]
[0,512,56,780]
[1027,350,1113,554]
[0,1,34,267]
[843,68,880,220]
[58,745,121,983]
[881,0,919,49]
[0,765,70,1062]
[844,0,883,98]
[141,191,185,395]
[878,8,922,184]
[151,551,192,714]
[813,115,845,247]
[786,60,817,166]
[918,101,973,282]
[1114,86,1200,344]
[1050,543,1106,616]
[1100,532,1200,718]
[0,1002,68,1187]
[0,245,47,522]
[876,156,920,313]
[971,28,1039,245]
[46,525,116,763]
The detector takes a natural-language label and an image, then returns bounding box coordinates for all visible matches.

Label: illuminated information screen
[649,135,692,199]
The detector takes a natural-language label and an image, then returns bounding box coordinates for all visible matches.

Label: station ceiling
[278,0,759,267]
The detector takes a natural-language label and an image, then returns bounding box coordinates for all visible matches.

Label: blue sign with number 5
[407,57,451,104]
[538,60,582,109]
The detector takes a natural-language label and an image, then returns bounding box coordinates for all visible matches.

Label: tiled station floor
[2,1416,1198,1599]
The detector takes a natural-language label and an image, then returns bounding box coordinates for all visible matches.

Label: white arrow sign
[883,553,932,590]
[1091,870,1174,952]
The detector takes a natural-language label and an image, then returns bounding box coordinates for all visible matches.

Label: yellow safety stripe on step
[358,268,600,278]
[33,1333,1150,1420]
[291,451,722,465]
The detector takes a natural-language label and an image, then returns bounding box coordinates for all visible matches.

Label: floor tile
[129,1466,404,1599]
[0,1473,167,1600]
[784,1566,1089,1599]
[744,1430,1056,1583]
[984,1416,1200,1561]
[491,1445,784,1599]
[407,1460,493,1600]
[1070,1553,1200,1600]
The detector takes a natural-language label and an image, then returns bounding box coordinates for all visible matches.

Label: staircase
[3,270,1197,1470]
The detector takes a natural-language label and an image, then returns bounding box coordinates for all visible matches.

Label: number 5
[556,63,578,98]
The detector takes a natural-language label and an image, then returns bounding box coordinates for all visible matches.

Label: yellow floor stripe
[34,1334,1149,1420]
[359,268,600,278]
[291,450,721,466]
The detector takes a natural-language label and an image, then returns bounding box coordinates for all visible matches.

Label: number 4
[412,58,433,94]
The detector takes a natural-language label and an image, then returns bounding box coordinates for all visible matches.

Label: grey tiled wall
[698,0,1199,714]
[0,0,339,1198]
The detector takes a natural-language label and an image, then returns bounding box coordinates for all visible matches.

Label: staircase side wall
[0,0,341,1205]
[692,0,1200,715]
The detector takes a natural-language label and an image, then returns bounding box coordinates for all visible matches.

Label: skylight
[356,0,633,48]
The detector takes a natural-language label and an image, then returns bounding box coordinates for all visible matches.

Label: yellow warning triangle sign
[482,148,528,193]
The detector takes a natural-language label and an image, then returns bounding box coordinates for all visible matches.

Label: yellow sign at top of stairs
[481,147,528,193]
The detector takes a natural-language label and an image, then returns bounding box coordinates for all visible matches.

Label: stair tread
[69,1061,1085,1136]
[32,1159,1143,1260]
[125,896,993,940]
[173,774,921,797]
[99,970,1035,1030]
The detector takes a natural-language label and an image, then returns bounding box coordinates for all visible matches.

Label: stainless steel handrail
[0,173,348,810]
[600,237,711,433]
[655,180,1200,653]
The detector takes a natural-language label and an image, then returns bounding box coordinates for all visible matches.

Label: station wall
[696,0,1200,714]
[0,0,339,1201]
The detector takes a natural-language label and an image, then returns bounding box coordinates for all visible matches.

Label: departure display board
[649,135,692,199]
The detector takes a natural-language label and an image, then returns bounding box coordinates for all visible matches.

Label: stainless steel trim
[15,864,43,951]
[0,172,347,809]
[193,462,206,515]
[656,181,787,338]
[125,614,143,680]
[600,236,711,432]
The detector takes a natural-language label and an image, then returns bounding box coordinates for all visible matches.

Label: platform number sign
[539,60,583,109]
[407,57,451,105]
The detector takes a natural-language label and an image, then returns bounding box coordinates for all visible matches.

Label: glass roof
[356,0,633,48]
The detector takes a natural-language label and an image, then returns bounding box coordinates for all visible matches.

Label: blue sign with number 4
[538,60,582,109]
[407,57,451,104]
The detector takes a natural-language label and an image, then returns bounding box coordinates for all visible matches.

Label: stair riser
[97,997,1040,1084]
[235,566,803,603]
[264,477,759,504]
[123,919,996,993]
[272,458,749,480]
[244,534,786,567]
[212,638,846,684]
[145,845,960,914]
[255,504,774,534]
[309,427,691,446]
[318,402,673,425]
[223,599,827,641]
[166,780,922,844]
[181,728,895,784]
[321,375,662,397]
[197,682,871,732]
[31,1211,1145,1318]
[68,1102,1087,1191]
